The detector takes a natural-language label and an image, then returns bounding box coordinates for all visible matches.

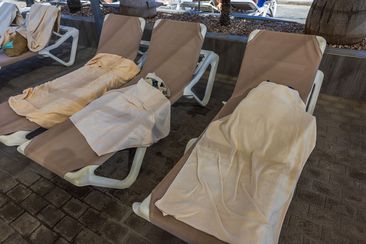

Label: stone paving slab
[0,47,365,243]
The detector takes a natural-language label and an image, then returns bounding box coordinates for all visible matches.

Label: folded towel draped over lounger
[155,81,317,244]
[9,53,140,128]
[16,4,60,52]
[71,79,171,156]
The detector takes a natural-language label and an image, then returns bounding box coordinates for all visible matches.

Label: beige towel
[71,79,171,156]
[0,2,23,46]
[156,82,317,244]
[16,4,60,52]
[9,53,140,129]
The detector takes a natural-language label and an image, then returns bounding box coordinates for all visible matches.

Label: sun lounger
[0,14,145,146]
[132,29,326,243]
[16,19,219,190]
[0,3,79,70]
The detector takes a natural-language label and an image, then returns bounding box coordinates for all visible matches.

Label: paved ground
[0,46,365,244]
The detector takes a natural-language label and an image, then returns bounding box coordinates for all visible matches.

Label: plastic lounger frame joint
[39,25,79,67]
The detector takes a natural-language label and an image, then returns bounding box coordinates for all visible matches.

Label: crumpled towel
[16,4,60,52]
[0,2,23,46]
[71,79,171,156]
[156,81,317,244]
[9,53,140,129]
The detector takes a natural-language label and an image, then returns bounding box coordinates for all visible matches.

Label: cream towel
[16,4,60,52]
[0,2,23,46]
[71,79,171,156]
[156,82,317,244]
[9,53,140,129]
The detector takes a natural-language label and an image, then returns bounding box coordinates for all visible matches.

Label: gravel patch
[61,7,366,51]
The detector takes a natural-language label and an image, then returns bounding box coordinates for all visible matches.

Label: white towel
[71,79,171,156]
[156,82,317,244]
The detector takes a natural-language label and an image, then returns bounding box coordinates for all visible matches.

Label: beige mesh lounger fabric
[134,30,325,243]
[20,20,207,189]
[0,14,144,145]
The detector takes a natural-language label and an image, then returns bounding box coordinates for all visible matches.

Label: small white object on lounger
[71,78,171,156]
[155,81,317,244]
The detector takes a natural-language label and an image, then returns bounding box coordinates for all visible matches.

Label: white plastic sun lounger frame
[39,25,79,67]
[132,30,327,222]
[17,22,219,190]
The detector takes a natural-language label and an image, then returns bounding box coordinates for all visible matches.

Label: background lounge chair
[0,4,79,70]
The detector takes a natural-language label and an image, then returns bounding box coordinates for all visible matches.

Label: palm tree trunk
[219,0,231,26]
[305,0,366,45]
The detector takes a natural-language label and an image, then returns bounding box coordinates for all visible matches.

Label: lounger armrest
[184,50,219,106]
[39,26,79,67]
[306,70,324,115]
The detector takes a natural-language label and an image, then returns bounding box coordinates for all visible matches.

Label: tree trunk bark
[219,0,231,26]
[305,0,366,45]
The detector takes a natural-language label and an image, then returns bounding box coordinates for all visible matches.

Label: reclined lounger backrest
[219,30,325,119]
[132,19,205,103]
[97,14,145,61]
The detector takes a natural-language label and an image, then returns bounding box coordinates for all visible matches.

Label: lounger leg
[63,147,147,189]
[132,194,151,221]
[0,131,31,146]
[184,51,219,107]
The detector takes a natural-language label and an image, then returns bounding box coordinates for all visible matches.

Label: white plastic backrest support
[199,23,207,39]
[316,36,327,54]
[154,19,162,29]
[248,29,261,42]
[139,18,146,32]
